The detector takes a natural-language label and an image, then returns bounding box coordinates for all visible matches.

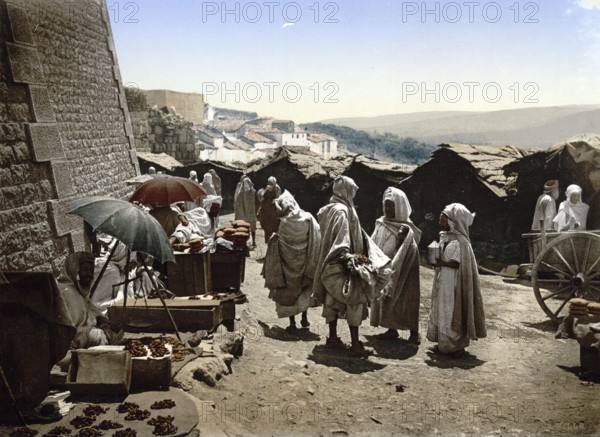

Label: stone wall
[142,89,204,125]
[130,107,200,165]
[0,0,138,274]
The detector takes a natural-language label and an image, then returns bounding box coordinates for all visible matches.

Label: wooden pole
[90,240,120,299]
[121,249,131,325]
[140,258,182,342]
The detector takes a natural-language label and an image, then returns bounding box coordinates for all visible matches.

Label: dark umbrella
[68,196,174,264]
[68,196,182,340]
[129,176,205,206]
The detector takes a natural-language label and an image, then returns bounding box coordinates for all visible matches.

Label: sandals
[325,336,348,349]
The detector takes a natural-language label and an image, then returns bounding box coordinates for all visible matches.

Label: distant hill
[322,105,600,148]
[302,122,436,164]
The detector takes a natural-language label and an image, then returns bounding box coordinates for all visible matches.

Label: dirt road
[192,220,599,437]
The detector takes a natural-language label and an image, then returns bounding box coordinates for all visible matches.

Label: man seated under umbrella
[57,252,122,348]
[169,195,223,246]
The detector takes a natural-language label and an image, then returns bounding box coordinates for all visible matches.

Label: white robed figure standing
[427,203,487,357]
[262,191,321,332]
[553,184,590,231]
[312,176,391,357]
[370,187,422,344]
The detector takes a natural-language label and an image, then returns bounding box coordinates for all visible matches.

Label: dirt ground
[192,215,600,437]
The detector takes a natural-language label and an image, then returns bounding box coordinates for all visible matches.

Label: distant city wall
[142,89,204,126]
[0,0,138,274]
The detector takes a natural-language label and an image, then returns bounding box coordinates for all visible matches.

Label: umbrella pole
[121,250,131,325]
[140,259,182,342]
[90,240,120,299]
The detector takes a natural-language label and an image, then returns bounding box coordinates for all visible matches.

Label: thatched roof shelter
[136,152,184,174]
[343,156,415,234]
[504,134,600,233]
[399,143,530,262]
[245,147,355,217]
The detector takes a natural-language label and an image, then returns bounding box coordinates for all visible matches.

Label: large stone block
[47,198,82,237]
[25,123,65,161]
[6,42,44,84]
[6,2,35,45]
[49,160,75,198]
[28,85,56,122]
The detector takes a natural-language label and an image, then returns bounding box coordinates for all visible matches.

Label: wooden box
[67,349,131,397]
[211,250,246,291]
[131,356,172,391]
[167,252,212,296]
[107,298,222,331]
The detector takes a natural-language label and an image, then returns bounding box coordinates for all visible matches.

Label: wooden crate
[167,252,212,296]
[211,250,246,291]
[131,356,172,392]
[67,349,132,397]
[107,299,222,331]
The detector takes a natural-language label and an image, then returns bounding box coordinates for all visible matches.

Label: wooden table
[108,298,222,332]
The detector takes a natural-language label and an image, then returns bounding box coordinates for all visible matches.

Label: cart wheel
[532,232,600,323]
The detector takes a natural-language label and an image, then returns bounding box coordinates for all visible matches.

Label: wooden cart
[521,230,600,322]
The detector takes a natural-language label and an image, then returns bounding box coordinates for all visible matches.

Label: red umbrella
[129,176,206,206]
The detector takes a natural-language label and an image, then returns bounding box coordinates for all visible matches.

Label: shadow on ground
[523,319,560,333]
[257,320,322,342]
[557,364,600,383]
[363,335,420,360]
[307,345,387,374]
[424,350,486,370]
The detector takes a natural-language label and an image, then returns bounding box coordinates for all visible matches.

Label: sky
[110,0,600,123]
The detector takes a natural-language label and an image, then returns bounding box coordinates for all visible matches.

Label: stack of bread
[189,237,204,253]
[216,220,250,246]
[568,298,589,316]
[587,302,600,316]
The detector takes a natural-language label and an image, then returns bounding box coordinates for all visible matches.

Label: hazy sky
[110,0,600,122]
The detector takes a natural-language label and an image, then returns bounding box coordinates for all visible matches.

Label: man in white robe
[370,187,421,344]
[531,180,559,231]
[427,203,487,357]
[170,195,222,245]
[312,176,391,357]
[263,191,320,332]
[553,184,590,231]
[57,252,119,348]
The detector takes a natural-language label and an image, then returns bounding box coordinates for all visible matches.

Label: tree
[124,87,149,112]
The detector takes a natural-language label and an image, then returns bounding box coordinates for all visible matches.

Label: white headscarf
[331,176,362,254]
[442,203,475,241]
[274,190,298,218]
[553,184,589,230]
[331,176,358,207]
[381,187,422,244]
[267,176,277,187]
